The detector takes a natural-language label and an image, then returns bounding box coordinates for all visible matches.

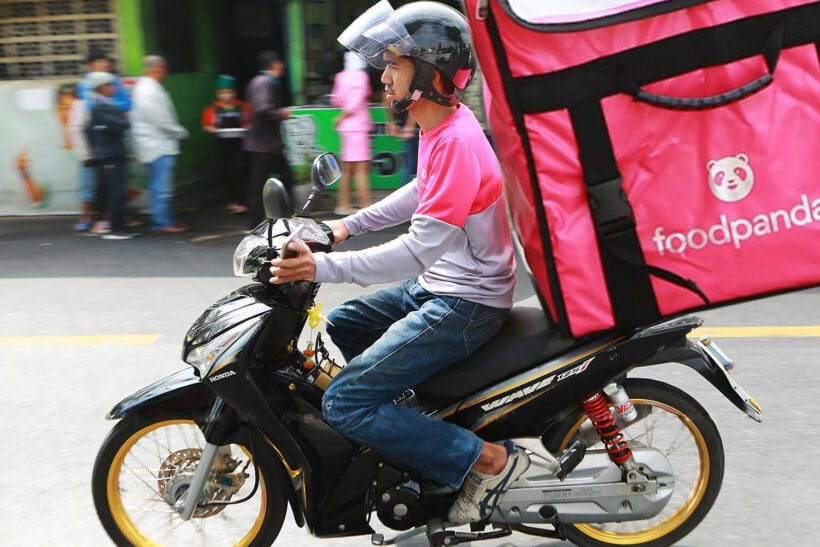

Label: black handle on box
[626,24,783,111]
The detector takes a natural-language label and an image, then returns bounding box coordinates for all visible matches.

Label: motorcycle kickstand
[371,526,429,545]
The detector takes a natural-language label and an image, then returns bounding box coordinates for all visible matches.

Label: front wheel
[92,416,287,546]
[544,378,725,547]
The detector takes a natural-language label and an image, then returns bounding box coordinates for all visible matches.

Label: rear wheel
[92,417,287,546]
[544,378,724,547]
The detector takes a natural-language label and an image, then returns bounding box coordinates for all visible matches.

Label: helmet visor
[337,0,418,69]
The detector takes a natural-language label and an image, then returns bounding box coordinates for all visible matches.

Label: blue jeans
[98,158,126,232]
[322,279,509,489]
[145,155,176,230]
[79,163,96,203]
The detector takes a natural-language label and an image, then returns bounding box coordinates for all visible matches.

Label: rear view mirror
[298,153,342,216]
[311,152,342,190]
[262,178,292,220]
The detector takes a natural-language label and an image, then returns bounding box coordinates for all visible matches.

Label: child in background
[202,75,249,214]
[86,72,133,239]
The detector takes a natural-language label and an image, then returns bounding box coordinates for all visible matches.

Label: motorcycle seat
[413,307,581,405]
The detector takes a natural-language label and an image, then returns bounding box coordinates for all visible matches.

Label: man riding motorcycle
[268,0,530,525]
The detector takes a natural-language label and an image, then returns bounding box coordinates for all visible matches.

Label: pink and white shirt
[314,104,515,309]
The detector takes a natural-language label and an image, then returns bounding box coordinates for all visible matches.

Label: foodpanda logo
[651,153,820,256]
[707,154,754,202]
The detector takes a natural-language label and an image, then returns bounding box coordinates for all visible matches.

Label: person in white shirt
[130,55,190,234]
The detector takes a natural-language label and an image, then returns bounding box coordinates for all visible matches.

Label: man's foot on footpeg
[447,441,530,525]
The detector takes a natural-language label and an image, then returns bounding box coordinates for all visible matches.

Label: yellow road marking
[0,334,162,347]
[1,327,818,348]
[690,326,820,338]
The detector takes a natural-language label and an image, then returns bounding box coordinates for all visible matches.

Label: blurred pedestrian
[243,50,293,229]
[202,74,249,214]
[78,48,131,112]
[85,72,134,240]
[131,55,190,234]
[72,48,131,234]
[331,52,373,214]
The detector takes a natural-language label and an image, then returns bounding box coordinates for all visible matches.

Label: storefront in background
[0,0,459,215]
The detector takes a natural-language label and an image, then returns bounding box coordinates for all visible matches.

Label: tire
[543,378,725,547]
[92,416,287,546]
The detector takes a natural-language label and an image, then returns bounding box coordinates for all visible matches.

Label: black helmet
[338,0,476,111]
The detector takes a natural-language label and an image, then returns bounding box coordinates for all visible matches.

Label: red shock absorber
[582,392,633,464]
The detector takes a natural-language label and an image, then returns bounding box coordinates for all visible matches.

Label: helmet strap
[413,60,461,107]
[391,89,422,114]
[392,59,460,113]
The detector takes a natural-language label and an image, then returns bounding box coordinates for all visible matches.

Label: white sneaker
[447,441,530,525]
[102,231,137,240]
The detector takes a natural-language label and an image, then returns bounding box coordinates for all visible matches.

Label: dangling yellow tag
[307,302,334,329]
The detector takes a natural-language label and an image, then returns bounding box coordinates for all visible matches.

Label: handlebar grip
[319,222,336,245]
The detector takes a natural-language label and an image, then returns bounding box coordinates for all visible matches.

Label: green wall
[286,0,306,105]
[115,0,146,76]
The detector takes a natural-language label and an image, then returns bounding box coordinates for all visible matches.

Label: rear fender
[640,338,762,421]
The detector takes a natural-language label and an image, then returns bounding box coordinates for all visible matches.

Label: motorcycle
[92,152,763,547]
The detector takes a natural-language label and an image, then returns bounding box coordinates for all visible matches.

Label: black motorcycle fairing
[184,285,272,353]
[249,305,308,368]
[445,318,699,440]
[106,368,212,420]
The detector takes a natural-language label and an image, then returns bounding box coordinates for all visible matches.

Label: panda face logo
[707,154,755,202]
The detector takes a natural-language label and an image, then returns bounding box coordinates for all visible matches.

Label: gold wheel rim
[560,398,710,545]
[106,419,267,546]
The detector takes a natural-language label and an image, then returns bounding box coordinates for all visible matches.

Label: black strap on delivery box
[484,1,820,333]
[567,101,664,328]
[484,5,571,330]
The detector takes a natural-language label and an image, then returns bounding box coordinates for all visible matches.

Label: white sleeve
[314,214,460,286]
[142,89,189,140]
[67,100,91,159]
[343,180,419,236]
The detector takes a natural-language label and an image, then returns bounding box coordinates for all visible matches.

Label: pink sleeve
[416,139,480,228]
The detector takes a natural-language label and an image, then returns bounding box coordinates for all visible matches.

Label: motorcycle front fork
[176,442,224,520]
[174,397,233,520]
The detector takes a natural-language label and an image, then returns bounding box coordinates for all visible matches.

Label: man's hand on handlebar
[323,219,350,245]
[269,240,316,284]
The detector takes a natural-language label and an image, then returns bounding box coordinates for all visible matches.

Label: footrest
[555,440,586,480]
[427,519,512,547]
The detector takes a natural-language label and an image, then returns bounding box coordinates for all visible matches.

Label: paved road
[1,209,818,546]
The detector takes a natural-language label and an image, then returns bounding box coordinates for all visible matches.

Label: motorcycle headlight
[184,318,260,377]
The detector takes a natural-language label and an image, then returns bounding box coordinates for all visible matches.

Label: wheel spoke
[558,383,722,546]
[99,419,271,546]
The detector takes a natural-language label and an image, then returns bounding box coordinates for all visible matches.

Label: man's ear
[432,69,455,96]
[431,69,444,93]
